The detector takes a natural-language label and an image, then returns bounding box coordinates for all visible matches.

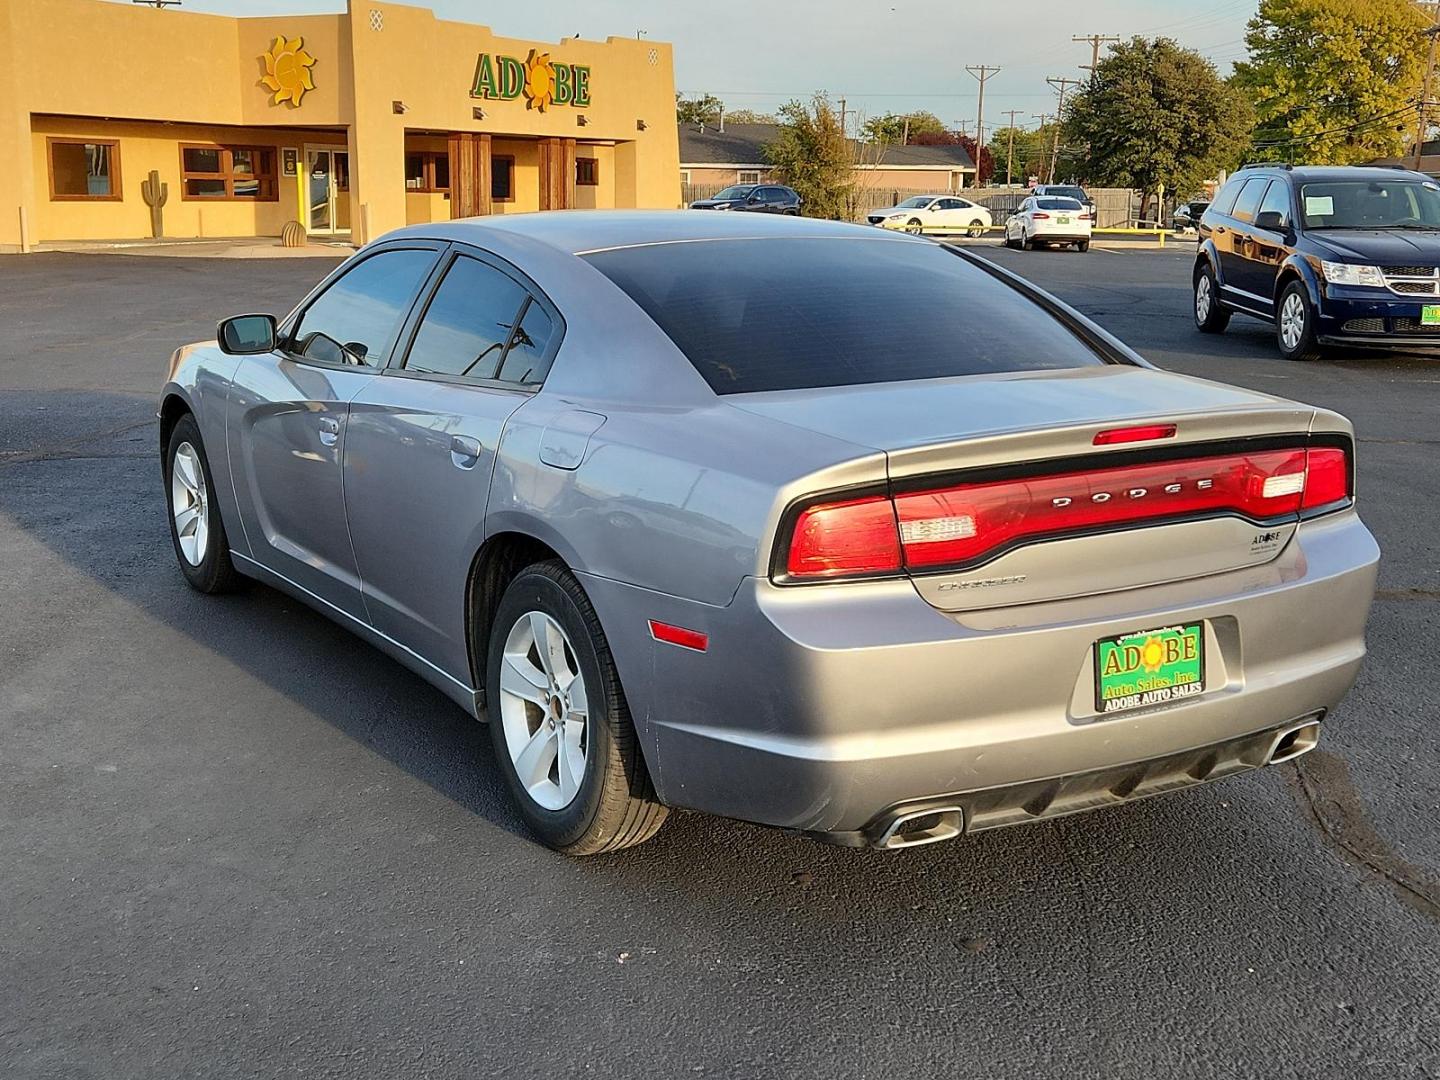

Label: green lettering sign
[470,53,496,99]
[553,62,573,105]
[497,55,523,99]
[573,65,591,107]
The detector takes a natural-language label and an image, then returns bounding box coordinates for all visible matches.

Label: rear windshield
[1037,198,1083,210]
[583,237,1108,394]
[1044,187,1087,200]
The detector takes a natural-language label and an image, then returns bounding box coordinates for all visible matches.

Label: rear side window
[403,255,528,380]
[290,248,436,367]
[1211,176,1245,216]
[1231,177,1270,223]
[583,237,1108,394]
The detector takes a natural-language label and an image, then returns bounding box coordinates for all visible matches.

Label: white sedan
[866,195,992,237]
[1004,196,1093,252]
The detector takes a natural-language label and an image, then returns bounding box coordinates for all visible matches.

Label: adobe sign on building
[0,0,680,251]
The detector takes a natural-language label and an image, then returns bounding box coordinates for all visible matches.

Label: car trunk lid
[736,367,1329,610]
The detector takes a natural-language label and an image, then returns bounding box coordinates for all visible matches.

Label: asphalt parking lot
[2,245,1437,1079]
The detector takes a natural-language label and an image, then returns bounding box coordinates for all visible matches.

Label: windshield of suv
[1300,180,1440,229]
[711,185,757,201]
[895,197,933,208]
[1044,186,1087,202]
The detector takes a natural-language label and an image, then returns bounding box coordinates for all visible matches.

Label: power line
[1045,76,1082,182]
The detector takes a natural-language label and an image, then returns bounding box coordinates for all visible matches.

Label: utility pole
[1415,3,1440,169]
[902,116,910,146]
[1046,76,1082,183]
[1032,113,1052,186]
[1001,108,1022,186]
[838,96,847,138]
[1073,34,1120,78]
[966,64,1000,186]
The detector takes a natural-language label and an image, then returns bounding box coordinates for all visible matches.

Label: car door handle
[318,416,340,446]
[450,434,482,469]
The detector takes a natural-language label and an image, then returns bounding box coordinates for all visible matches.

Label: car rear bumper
[583,509,1378,842]
[1031,230,1091,243]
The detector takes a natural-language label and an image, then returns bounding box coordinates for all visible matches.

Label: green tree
[1232,0,1427,164]
[862,110,947,144]
[988,125,1054,184]
[676,93,724,126]
[766,94,854,219]
[723,109,777,125]
[1063,37,1253,209]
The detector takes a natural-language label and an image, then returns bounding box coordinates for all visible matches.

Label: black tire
[1021,229,1033,251]
[1193,263,1231,333]
[164,413,242,594]
[1276,280,1323,361]
[905,217,924,235]
[485,561,668,854]
[1077,240,1090,253]
[967,219,986,238]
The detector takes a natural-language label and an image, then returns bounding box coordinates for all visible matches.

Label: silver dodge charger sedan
[160,211,1379,853]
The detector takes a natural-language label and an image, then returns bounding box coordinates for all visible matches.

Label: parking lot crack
[1292,752,1440,921]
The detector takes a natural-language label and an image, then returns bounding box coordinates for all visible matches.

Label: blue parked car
[1194,164,1440,360]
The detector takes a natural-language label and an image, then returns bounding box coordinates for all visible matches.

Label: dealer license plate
[1422,305,1440,326]
[1057,215,1071,224]
[1094,623,1205,714]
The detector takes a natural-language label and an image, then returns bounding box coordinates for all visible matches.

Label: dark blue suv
[1194,164,1440,360]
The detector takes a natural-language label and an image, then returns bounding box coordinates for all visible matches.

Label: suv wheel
[1193,264,1231,333]
[1276,280,1322,361]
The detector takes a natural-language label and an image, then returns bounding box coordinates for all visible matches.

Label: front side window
[290,249,436,367]
[49,139,120,200]
[403,256,528,380]
[1298,179,1440,228]
[1255,180,1291,227]
[584,237,1109,394]
[181,145,277,200]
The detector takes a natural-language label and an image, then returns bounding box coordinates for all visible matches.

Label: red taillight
[1078,212,1093,221]
[1302,447,1350,508]
[1093,424,1177,445]
[1032,212,1051,220]
[783,445,1351,580]
[786,495,902,578]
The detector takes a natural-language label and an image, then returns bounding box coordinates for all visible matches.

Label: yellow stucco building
[0,0,681,251]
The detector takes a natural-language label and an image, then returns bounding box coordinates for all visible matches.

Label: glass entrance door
[305,148,350,236]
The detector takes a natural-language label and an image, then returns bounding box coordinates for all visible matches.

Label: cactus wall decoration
[141,170,168,238]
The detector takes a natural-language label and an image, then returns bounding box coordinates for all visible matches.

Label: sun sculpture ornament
[522,49,556,112]
[261,36,317,108]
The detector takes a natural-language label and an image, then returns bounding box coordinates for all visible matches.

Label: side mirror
[218,313,277,355]
[1254,210,1287,231]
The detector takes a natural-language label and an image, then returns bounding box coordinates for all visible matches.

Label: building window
[405,151,450,193]
[47,138,121,200]
[575,157,599,186]
[738,170,761,184]
[492,155,514,202]
[180,144,278,200]
[680,170,692,185]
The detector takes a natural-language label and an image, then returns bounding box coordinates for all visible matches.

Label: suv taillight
[781,444,1352,581]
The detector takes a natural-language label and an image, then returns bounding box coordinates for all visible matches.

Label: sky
[115,0,1257,136]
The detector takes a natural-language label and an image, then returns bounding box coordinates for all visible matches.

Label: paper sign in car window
[1305,196,1334,216]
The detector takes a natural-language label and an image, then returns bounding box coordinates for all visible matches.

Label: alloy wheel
[170,442,210,567]
[498,610,590,811]
[1195,275,1212,322]
[906,218,924,235]
[1279,292,1306,350]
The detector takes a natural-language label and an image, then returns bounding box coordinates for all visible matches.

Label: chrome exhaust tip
[873,806,964,849]
[1267,715,1323,766]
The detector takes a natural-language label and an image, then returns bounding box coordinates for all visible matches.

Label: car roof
[1241,165,1434,184]
[384,209,914,256]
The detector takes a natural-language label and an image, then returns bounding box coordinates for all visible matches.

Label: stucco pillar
[344,3,407,243]
[0,0,37,252]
